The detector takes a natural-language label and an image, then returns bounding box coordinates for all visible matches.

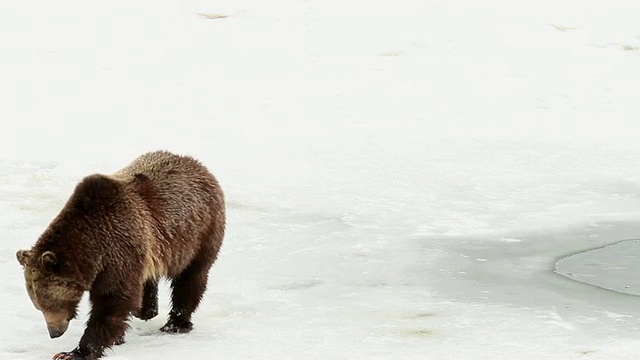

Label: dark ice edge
[552,238,640,297]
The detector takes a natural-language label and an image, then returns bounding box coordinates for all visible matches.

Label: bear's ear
[41,251,60,273]
[16,249,31,266]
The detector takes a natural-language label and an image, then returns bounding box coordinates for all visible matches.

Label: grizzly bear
[16,151,225,360]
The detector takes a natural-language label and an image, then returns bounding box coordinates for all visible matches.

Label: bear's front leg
[54,292,134,360]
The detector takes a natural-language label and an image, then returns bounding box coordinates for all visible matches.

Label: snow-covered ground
[2,0,640,359]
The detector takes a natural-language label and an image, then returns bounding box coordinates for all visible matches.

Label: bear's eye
[41,251,61,274]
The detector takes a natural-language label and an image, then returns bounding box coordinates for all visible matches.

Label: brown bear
[16,151,226,360]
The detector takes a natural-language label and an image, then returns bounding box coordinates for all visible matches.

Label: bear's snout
[46,320,69,338]
[43,311,70,338]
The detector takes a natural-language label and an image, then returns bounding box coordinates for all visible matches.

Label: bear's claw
[160,320,193,334]
[52,351,96,360]
[114,335,126,346]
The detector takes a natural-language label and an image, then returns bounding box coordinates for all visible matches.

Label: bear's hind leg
[133,279,159,321]
[161,257,213,333]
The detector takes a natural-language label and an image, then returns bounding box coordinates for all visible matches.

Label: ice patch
[556,240,640,296]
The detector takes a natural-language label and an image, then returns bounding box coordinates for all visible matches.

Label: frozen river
[1,0,640,359]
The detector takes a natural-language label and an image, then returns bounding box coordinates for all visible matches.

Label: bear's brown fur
[16,151,225,360]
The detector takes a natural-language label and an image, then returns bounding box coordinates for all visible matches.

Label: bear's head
[16,249,85,339]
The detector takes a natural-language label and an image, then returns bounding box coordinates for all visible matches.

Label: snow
[1,0,640,359]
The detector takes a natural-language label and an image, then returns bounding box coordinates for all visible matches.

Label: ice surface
[2,0,640,359]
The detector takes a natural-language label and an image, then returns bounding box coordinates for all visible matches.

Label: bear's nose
[43,311,70,338]
[47,322,69,339]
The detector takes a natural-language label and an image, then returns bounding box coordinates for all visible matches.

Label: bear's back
[115,151,225,277]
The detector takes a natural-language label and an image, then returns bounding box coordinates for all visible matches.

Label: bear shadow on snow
[16,151,226,360]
